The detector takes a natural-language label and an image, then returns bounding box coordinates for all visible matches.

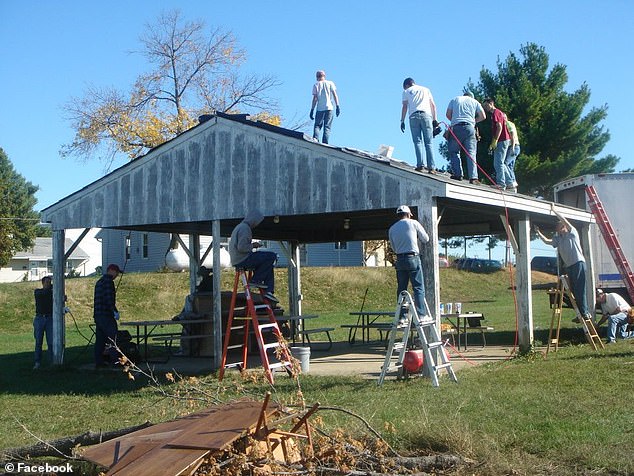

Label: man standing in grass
[33,276,53,370]
[388,205,430,319]
[93,264,123,368]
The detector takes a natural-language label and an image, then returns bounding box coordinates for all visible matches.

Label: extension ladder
[547,275,604,353]
[218,268,292,384]
[378,291,457,387]
[585,185,634,303]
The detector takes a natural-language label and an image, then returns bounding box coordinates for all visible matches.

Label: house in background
[0,237,93,283]
[100,229,230,273]
[100,229,376,273]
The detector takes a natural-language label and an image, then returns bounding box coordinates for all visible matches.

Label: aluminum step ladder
[378,291,457,387]
[547,274,604,353]
[585,185,634,303]
[219,268,293,384]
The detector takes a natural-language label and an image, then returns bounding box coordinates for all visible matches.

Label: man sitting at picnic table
[388,205,430,322]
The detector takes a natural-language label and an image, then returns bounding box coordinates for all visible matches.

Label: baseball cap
[107,264,124,274]
[596,288,604,296]
[396,205,411,215]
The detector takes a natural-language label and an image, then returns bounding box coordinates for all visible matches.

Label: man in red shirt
[483,99,515,192]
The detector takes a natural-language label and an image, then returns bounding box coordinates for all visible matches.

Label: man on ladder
[536,203,591,323]
[388,205,429,319]
[229,209,279,303]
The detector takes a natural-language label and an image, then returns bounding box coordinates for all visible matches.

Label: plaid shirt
[93,274,117,319]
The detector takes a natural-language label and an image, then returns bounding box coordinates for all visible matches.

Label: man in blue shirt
[445,91,486,183]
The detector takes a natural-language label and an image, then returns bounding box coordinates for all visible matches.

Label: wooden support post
[52,229,66,365]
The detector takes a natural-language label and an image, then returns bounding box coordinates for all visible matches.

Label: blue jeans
[33,315,53,365]
[607,312,632,342]
[493,139,512,186]
[409,111,435,169]
[236,251,278,293]
[395,254,426,317]
[566,261,588,316]
[94,315,119,365]
[447,123,477,179]
[505,144,520,185]
[313,109,334,144]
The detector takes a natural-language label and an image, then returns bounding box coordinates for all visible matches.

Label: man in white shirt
[400,78,439,173]
[595,289,632,343]
[310,70,340,144]
[388,205,430,317]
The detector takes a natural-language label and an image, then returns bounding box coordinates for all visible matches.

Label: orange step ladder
[218,268,293,384]
[585,185,634,303]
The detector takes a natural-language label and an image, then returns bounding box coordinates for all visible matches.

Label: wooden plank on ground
[107,446,208,476]
[166,400,279,450]
[81,407,218,467]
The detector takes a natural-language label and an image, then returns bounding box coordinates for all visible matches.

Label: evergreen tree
[0,148,40,266]
[471,43,618,199]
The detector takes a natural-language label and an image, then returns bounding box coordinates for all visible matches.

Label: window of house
[142,233,149,259]
[334,241,348,250]
[125,236,131,260]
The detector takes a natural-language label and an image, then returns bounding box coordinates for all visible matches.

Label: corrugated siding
[265,241,363,267]
[101,230,171,273]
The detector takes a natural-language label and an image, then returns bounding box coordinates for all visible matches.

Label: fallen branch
[2,422,152,461]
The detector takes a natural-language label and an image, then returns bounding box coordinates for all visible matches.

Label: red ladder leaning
[585,185,634,303]
[218,268,293,384]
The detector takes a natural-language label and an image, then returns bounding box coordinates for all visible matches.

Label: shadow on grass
[0,345,150,396]
[458,328,591,348]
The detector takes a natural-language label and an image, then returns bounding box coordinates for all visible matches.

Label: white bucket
[290,346,310,373]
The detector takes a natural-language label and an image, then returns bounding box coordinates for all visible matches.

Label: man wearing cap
[595,289,632,344]
[388,205,430,317]
[445,91,486,183]
[93,264,123,367]
[400,78,439,173]
[535,204,590,322]
[229,210,279,303]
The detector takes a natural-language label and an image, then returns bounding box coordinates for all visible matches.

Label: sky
[1,0,633,260]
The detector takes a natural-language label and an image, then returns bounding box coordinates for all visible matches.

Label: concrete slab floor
[85,341,521,383]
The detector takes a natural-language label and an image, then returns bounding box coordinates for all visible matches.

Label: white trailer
[554,173,634,294]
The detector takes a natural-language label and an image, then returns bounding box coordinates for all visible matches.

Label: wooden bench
[297,327,334,350]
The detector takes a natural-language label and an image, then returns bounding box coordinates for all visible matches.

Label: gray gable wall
[41,115,439,239]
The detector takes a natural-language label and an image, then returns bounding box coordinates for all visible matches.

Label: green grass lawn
[1,267,633,475]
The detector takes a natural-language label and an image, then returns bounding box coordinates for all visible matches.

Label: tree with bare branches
[61,10,281,165]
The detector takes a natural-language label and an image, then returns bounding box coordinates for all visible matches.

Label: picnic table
[343,311,395,344]
[441,312,490,350]
[119,318,213,361]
